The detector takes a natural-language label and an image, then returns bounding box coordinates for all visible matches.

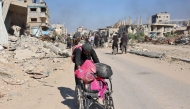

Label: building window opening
[41,8,46,12]
[31,18,37,22]
[40,18,46,23]
[30,8,37,12]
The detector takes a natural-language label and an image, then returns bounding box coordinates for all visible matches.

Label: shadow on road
[58,87,104,109]
[58,87,76,109]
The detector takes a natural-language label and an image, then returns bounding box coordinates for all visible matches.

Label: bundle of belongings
[75,60,113,99]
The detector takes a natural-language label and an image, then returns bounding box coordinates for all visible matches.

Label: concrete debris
[38,35,54,42]
[0,33,69,99]
[25,70,43,75]
[144,35,190,45]
[44,43,71,57]
[0,71,11,78]
[0,93,5,98]
[14,49,41,60]
[0,45,4,51]
[2,78,25,85]
[129,50,164,58]
[30,71,50,79]
[8,36,18,42]
[171,57,190,63]
[0,58,8,63]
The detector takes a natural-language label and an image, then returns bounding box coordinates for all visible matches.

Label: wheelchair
[75,76,114,109]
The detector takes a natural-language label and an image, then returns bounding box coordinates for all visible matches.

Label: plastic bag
[75,60,96,83]
[95,63,113,79]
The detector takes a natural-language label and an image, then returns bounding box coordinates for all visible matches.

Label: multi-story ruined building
[2,0,50,36]
[114,14,174,37]
[150,12,174,37]
[27,0,50,36]
[76,26,88,37]
[150,23,174,37]
[98,26,119,38]
[152,12,170,24]
[51,24,67,37]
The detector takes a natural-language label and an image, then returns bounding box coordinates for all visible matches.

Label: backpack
[71,44,82,63]
[75,60,96,83]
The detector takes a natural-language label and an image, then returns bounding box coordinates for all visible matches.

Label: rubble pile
[144,35,190,45]
[129,43,190,63]
[0,35,71,99]
[38,35,54,42]
[129,45,165,58]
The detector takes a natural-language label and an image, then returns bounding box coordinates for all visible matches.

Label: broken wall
[0,1,8,44]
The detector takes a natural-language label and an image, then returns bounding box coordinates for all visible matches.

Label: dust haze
[45,0,190,33]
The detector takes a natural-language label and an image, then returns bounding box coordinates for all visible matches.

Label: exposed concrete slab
[14,49,41,60]
[0,1,8,44]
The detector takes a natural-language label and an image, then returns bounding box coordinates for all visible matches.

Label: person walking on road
[112,35,119,53]
[120,32,128,54]
[94,34,99,48]
[90,33,95,48]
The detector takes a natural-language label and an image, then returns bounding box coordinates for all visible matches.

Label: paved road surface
[97,48,190,109]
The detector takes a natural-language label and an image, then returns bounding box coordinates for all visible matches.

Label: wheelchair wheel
[104,93,115,109]
[84,97,91,109]
[75,86,84,109]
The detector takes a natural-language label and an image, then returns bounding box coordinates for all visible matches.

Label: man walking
[120,32,128,54]
[90,33,95,48]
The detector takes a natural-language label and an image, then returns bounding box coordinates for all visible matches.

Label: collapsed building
[2,0,50,37]
[114,12,190,38]
[51,24,67,37]
[98,26,119,38]
[75,26,89,37]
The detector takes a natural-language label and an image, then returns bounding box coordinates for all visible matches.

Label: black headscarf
[82,43,92,52]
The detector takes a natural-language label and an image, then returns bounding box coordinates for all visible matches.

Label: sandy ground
[135,43,190,59]
[0,44,190,109]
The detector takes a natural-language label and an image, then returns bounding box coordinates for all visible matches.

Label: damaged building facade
[2,0,50,36]
[75,26,88,37]
[51,24,67,38]
[114,12,190,38]
[98,26,119,38]
[114,17,145,34]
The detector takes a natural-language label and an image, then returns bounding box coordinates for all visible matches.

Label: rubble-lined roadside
[144,35,190,45]
[128,42,190,64]
[0,35,71,100]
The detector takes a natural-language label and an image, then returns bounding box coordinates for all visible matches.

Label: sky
[43,0,190,33]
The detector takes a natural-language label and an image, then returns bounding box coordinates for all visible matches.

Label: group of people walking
[111,32,128,54]
[66,32,128,55]
[88,33,108,49]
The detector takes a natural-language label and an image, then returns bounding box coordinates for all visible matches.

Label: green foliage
[164,32,177,38]
[127,32,145,42]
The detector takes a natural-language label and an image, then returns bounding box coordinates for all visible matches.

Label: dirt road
[97,48,190,109]
[1,47,190,109]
